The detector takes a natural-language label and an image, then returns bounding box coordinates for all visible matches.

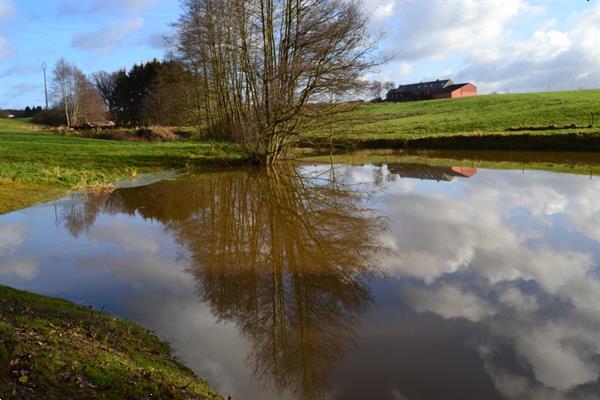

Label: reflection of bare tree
[58,191,112,237]
[178,166,384,399]
[60,165,386,399]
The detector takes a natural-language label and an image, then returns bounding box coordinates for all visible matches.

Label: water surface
[1,160,600,399]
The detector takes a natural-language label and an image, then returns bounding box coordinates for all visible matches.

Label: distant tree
[92,71,119,117]
[51,58,78,126]
[369,81,382,99]
[78,75,107,123]
[51,58,106,126]
[104,59,195,127]
[383,81,395,94]
[112,60,161,126]
[142,60,195,126]
[31,108,66,126]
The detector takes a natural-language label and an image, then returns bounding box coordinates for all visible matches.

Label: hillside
[302,89,600,142]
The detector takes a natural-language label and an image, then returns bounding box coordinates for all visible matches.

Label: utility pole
[42,62,48,110]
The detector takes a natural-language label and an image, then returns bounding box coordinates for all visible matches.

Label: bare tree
[369,80,382,99]
[382,81,395,96]
[52,59,106,126]
[92,71,119,116]
[78,74,107,123]
[51,58,77,126]
[174,0,379,164]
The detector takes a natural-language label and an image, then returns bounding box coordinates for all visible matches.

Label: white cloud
[78,254,190,292]
[499,287,539,313]
[401,284,496,322]
[0,223,27,256]
[483,359,594,400]
[370,1,395,19]
[5,83,39,97]
[513,321,600,390]
[0,64,39,77]
[570,214,600,242]
[368,0,600,93]
[454,2,600,92]
[513,29,572,62]
[139,32,167,50]
[395,62,412,77]
[0,259,39,280]
[0,35,10,59]
[58,0,159,15]
[0,0,14,20]
[383,0,534,62]
[88,220,160,254]
[72,17,144,53]
[94,0,160,13]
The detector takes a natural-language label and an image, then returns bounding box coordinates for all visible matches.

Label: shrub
[31,108,66,126]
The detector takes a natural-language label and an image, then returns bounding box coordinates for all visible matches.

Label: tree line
[35,58,194,127]
[37,0,380,164]
[0,106,43,118]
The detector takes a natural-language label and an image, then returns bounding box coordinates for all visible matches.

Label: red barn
[386,79,477,102]
[432,83,477,99]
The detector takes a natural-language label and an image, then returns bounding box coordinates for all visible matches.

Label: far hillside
[0,117,39,134]
[302,89,600,141]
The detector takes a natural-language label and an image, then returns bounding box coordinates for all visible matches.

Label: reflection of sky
[0,165,599,399]
[0,192,292,399]
[356,166,600,399]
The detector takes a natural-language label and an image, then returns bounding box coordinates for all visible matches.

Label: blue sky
[0,0,599,108]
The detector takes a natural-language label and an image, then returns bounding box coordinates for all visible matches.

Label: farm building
[385,79,477,102]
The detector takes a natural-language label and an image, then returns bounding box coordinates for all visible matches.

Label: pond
[1,157,600,399]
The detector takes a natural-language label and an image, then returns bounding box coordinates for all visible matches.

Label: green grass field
[302,89,600,140]
[0,119,243,214]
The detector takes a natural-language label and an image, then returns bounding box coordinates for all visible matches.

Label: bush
[31,108,66,126]
[72,126,182,142]
[134,127,179,141]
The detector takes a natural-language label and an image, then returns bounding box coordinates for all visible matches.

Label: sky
[0,0,598,108]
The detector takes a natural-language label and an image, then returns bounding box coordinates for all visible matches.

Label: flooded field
[1,158,599,399]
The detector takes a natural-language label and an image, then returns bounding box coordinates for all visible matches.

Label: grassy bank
[0,285,220,399]
[0,119,244,214]
[301,89,600,148]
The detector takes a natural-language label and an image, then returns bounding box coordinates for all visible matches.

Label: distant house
[385,79,477,102]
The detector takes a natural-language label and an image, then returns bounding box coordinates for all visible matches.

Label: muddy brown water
[1,159,599,399]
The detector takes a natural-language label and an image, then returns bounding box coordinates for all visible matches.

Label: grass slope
[0,119,243,214]
[302,89,600,142]
[0,285,220,399]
